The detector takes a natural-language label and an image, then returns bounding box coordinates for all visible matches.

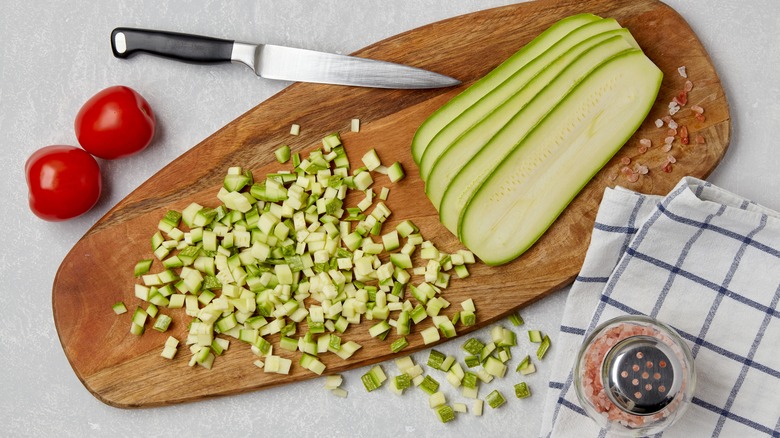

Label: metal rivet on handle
[114,32,127,54]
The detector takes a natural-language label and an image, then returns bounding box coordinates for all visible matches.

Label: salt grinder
[574,315,695,436]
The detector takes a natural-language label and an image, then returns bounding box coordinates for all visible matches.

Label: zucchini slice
[418,18,634,182]
[459,50,662,265]
[427,29,638,211]
[410,13,602,164]
[437,36,638,234]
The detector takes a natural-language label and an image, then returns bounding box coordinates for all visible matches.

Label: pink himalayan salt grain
[675,91,688,106]
[684,80,693,92]
[662,143,673,153]
[655,119,664,128]
[621,157,631,165]
[691,105,704,114]
[678,66,687,78]
[640,138,652,148]
[680,126,689,145]
[668,119,678,130]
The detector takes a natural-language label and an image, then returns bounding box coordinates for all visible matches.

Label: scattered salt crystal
[664,136,675,144]
[667,128,678,136]
[639,138,652,148]
[668,119,678,130]
[621,157,631,165]
[691,105,704,114]
[695,135,705,144]
[654,119,664,128]
[678,66,687,78]
[662,143,673,152]
[684,80,693,92]
[668,100,681,116]
[667,154,677,164]
[675,91,688,106]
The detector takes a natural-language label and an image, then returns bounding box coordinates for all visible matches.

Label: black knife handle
[111,28,234,64]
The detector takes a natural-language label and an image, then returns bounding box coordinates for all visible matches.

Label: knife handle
[111,28,234,64]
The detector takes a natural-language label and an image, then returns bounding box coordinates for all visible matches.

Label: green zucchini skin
[418,18,632,183]
[410,13,601,164]
[459,50,662,265]
[437,37,639,236]
[427,31,637,216]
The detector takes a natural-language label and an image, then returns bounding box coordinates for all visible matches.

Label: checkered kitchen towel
[540,177,780,437]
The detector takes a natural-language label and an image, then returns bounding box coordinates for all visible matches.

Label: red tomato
[74,86,156,160]
[25,145,102,221]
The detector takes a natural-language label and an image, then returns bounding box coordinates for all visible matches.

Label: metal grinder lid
[601,335,682,415]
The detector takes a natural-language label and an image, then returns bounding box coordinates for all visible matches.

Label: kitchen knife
[110,28,461,89]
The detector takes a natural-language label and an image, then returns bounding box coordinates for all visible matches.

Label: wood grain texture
[53,0,730,408]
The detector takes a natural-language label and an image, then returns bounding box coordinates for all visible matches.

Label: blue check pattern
[540,177,780,438]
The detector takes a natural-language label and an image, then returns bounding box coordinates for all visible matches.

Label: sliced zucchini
[410,13,602,163]
[426,28,637,211]
[418,18,632,182]
[437,35,638,234]
[459,50,662,265]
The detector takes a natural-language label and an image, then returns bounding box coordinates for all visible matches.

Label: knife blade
[110,28,460,89]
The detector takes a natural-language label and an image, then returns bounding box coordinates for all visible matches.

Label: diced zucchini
[514,382,531,399]
[472,399,484,416]
[112,302,128,315]
[387,162,405,183]
[134,259,153,277]
[361,365,387,392]
[275,145,291,163]
[426,350,445,370]
[537,335,551,360]
[486,390,506,409]
[361,149,381,171]
[421,326,440,345]
[390,336,408,353]
[420,375,440,395]
[435,405,455,423]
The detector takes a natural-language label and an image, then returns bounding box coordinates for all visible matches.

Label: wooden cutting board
[53,0,730,408]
